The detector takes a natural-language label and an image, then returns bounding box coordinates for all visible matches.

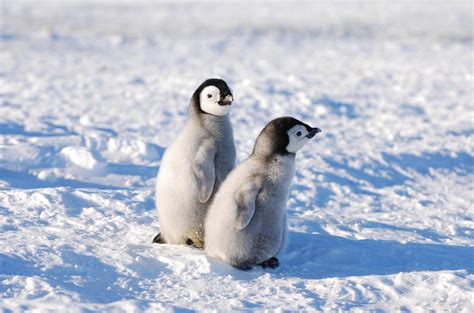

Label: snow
[60,146,106,172]
[1,0,473,311]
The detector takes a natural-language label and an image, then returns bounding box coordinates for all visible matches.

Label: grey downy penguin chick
[153,78,236,248]
[204,117,321,269]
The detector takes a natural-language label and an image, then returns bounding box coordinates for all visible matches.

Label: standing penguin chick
[204,117,321,270]
[153,78,236,248]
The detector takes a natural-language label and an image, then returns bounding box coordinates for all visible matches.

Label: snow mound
[105,138,162,162]
[61,146,106,172]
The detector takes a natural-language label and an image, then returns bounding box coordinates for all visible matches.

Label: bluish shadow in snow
[280,232,474,279]
[88,126,118,136]
[0,167,121,190]
[0,254,42,277]
[310,186,335,209]
[106,163,159,180]
[359,220,450,243]
[290,183,337,213]
[0,33,17,41]
[264,79,294,98]
[314,96,357,119]
[0,247,171,303]
[308,169,379,209]
[321,151,474,191]
[400,103,427,116]
[382,152,474,176]
[170,307,195,313]
[0,122,77,137]
[0,254,43,296]
[61,192,98,216]
[46,249,126,303]
[134,196,156,212]
[447,128,474,137]
[126,245,172,277]
[322,157,408,189]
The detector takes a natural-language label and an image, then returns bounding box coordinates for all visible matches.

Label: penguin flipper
[234,181,261,230]
[259,257,279,269]
[193,140,217,203]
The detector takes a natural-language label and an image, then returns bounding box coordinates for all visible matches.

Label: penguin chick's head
[192,78,233,116]
[253,117,321,156]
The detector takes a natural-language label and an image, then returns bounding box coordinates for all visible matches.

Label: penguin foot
[186,238,204,249]
[234,263,252,271]
[152,233,165,244]
[260,257,279,269]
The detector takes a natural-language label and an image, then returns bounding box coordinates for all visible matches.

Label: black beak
[218,94,233,106]
[306,127,322,138]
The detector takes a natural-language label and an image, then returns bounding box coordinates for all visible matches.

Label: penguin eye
[207,94,212,98]
[296,131,302,137]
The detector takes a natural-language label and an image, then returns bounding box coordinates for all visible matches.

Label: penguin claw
[186,238,204,249]
[152,233,165,244]
[234,263,252,271]
[260,257,279,269]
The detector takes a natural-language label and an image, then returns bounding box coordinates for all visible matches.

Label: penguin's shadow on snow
[278,231,474,279]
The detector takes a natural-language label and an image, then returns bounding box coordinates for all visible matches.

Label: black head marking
[190,78,233,114]
[252,117,314,156]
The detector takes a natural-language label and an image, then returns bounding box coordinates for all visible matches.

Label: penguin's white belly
[156,130,206,244]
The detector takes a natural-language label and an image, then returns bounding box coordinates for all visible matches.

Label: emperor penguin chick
[204,117,321,269]
[153,78,236,248]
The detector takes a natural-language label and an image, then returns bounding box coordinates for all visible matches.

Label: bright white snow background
[1,0,473,311]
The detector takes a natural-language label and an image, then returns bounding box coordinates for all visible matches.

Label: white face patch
[199,86,232,116]
[286,124,310,153]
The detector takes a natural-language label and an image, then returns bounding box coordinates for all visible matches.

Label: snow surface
[1,0,473,311]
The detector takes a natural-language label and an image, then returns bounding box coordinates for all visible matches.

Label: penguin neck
[251,145,296,162]
[252,148,296,185]
[251,135,295,160]
[200,112,231,131]
[189,102,231,138]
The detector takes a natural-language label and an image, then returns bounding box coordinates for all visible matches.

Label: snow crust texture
[1,1,473,311]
